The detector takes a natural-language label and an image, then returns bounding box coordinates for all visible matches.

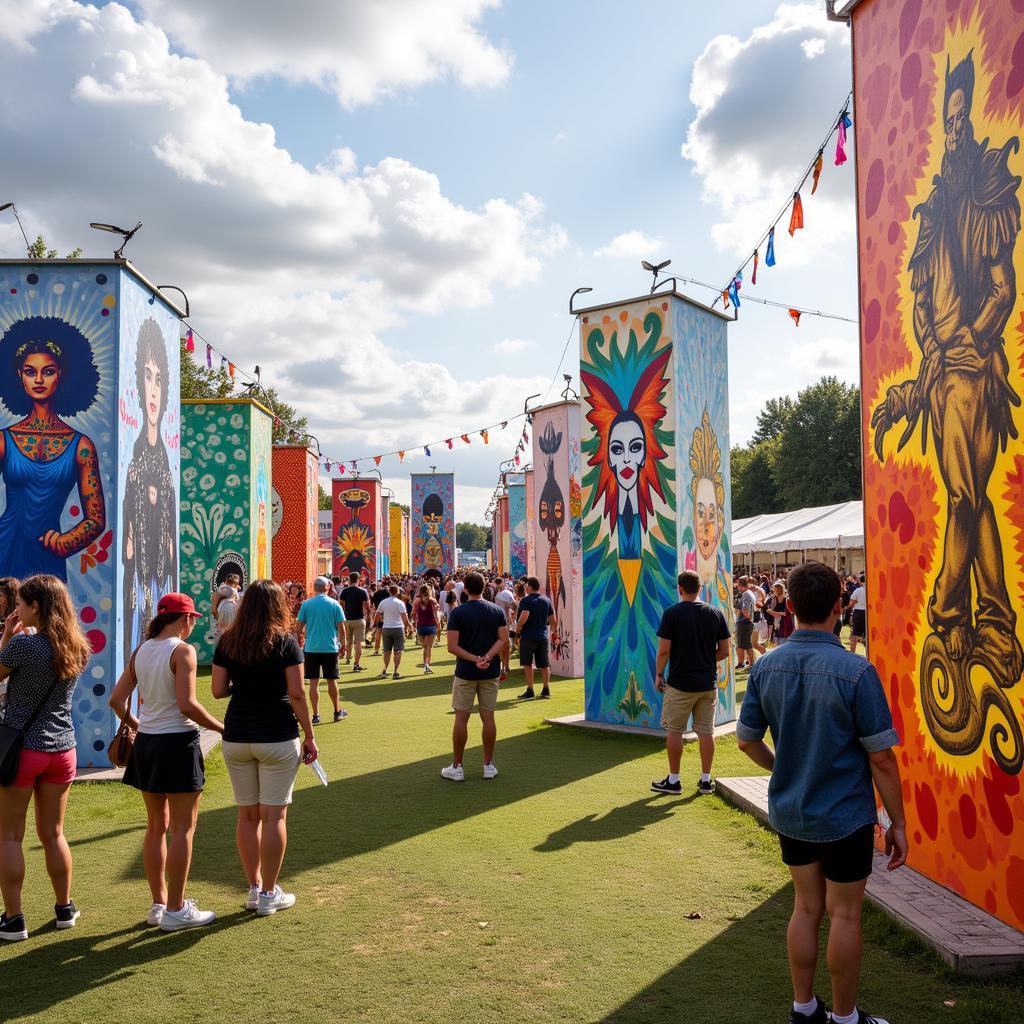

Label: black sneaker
[517,689,536,700]
[333,709,348,723]
[838,1011,890,1024]
[55,901,80,930]
[0,912,27,941]
[538,689,551,699]
[697,778,716,796]
[352,665,364,673]
[789,996,828,1024]
[651,776,682,795]
[393,672,401,680]
[311,714,321,726]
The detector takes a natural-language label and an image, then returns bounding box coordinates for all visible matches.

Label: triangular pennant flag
[480,429,489,444]
[501,421,508,430]
[228,362,236,379]
[373,455,381,466]
[325,460,332,472]
[788,193,803,237]
[811,149,824,194]
[206,343,212,368]
[765,227,776,267]
[445,438,454,449]
[514,453,521,466]
[461,434,471,444]
[185,328,195,353]
[398,450,405,463]
[424,445,431,457]
[721,289,730,309]
[788,309,801,327]
[835,112,851,166]
[728,271,742,309]
[350,462,357,475]
[752,249,759,286]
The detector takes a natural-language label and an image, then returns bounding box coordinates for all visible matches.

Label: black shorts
[851,610,867,639]
[519,635,550,669]
[736,620,754,648]
[778,823,875,883]
[304,652,339,680]
[122,731,204,794]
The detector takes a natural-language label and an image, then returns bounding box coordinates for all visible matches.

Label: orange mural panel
[853,0,1024,930]
[271,445,318,593]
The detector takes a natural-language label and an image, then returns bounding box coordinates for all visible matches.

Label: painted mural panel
[180,400,255,664]
[580,299,677,726]
[272,445,317,591]
[0,263,118,764]
[507,474,527,578]
[524,469,536,576]
[380,494,391,577]
[332,478,380,579]
[854,0,1024,930]
[497,493,510,574]
[389,503,407,574]
[251,407,272,582]
[532,401,584,678]
[410,473,455,575]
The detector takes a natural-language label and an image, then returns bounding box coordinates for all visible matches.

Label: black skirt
[122,730,205,793]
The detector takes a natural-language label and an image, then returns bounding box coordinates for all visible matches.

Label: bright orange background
[271,445,318,592]
[854,0,1024,930]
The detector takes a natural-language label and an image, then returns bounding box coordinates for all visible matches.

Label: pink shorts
[12,748,77,788]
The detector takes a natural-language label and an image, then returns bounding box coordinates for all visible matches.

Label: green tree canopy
[456,522,490,550]
[751,396,795,445]
[27,235,81,259]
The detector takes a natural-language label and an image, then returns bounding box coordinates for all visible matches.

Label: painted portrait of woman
[122,318,177,653]
[0,316,105,581]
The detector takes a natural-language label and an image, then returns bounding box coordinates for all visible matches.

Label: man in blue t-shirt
[296,577,347,725]
[442,571,508,782]
[514,577,555,701]
[737,561,907,1024]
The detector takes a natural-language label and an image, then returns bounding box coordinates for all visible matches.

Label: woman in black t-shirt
[212,581,318,918]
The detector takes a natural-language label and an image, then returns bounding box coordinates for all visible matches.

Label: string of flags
[714,91,854,324]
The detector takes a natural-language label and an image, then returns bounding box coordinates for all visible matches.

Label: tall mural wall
[410,472,455,575]
[497,493,510,574]
[524,468,536,576]
[271,444,318,592]
[580,294,733,727]
[389,503,408,574]
[531,401,584,678]
[853,0,1024,931]
[380,494,391,577]
[180,399,273,664]
[507,473,528,578]
[332,477,380,580]
[0,261,180,767]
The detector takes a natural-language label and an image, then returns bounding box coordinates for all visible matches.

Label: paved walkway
[717,776,1024,976]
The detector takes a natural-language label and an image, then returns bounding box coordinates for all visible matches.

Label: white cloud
[681,3,852,262]
[493,338,535,353]
[133,0,512,108]
[593,229,667,260]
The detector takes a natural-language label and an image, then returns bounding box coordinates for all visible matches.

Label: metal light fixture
[156,284,190,317]
[569,286,593,314]
[0,203,31,257]
[89,220,142,259]
[641,258,671,292]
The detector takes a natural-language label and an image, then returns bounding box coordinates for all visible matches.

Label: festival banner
[410,472,455,576]
[507,473,528,577]
[271,444,318,593]
[331,477,381,580]
[524,468,537,576]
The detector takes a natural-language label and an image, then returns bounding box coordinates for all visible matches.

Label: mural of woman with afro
[122,318,177,654]
[0,316,105,581]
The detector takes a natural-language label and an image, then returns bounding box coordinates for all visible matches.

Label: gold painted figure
[872,52,1023,771]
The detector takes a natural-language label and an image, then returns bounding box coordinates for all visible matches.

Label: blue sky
[2,1,857,521]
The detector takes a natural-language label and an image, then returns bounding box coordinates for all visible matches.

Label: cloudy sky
[0,0,857,522]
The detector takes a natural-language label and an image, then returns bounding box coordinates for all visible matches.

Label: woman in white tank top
[109,592,224,932]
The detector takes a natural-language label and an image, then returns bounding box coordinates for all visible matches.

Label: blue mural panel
[410,473,454,575]
[507,475,527,578]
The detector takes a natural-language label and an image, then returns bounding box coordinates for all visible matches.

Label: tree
[27,235,81,259]
[318,485,332,511]
[730,439,783,520]
[456,522,489,550]
[750,396,795,445]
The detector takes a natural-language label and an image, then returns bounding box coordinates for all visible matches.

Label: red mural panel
[271,445,318,593]
[332,477,380,581]
[853,0,1024,930]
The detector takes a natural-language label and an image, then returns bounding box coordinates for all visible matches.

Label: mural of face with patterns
[689,408,724,592]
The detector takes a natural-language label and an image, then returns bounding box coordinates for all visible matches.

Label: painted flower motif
[199,474,215,491]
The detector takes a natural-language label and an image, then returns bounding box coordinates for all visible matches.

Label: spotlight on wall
[569,286,593,314]
[89,220,142,259]
[0,203,32,257]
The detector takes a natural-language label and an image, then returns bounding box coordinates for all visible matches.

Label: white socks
[700,772,711,783]
[793,997,817,1016]
[668,773,680,784]
[831,1011,859,1024]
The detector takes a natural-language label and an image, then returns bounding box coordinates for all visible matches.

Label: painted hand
[39,530,67,556]
[943,328,984,373]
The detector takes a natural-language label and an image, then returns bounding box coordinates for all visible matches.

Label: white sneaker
[256,886,297,917]
[424,665,433,674]
[146,903,166,926]
[483,762,498,780]
[441,764,465,781]
[159,899,216,931]
[245,885,260,911]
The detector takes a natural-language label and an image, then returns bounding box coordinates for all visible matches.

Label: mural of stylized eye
[554,502,563,516]
[609,440,624,456]
[628,439,644,455]
[539,501,549,517]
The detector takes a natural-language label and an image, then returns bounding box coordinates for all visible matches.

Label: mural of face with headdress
[0,315,106,582]
[538,421,567,616]
[689,407,725,592]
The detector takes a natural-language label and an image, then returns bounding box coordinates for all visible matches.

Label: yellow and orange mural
[271,444,319,593]
[853,0,1024,930]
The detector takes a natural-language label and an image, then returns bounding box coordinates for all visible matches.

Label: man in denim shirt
[737,562,908,1024]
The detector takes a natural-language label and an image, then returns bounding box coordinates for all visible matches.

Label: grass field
[2,644,1022,1023]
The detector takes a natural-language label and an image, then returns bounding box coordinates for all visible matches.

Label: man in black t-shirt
[514,577,555,700]
[651,570,731,797]
[369,579,390,656]
[442,572,508,782]
[339,572,371,672]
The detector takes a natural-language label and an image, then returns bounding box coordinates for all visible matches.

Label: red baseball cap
[157,592,198,615]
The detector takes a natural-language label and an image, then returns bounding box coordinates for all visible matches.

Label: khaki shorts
[452,676,500,713]
[344,619,366,644]
[222,739,302,806]
[661,687,716,736]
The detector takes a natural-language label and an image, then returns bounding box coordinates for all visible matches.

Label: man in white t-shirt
[374,584,412,680]
[451,578,465,605]
[848,576,867,655]
[493,583,516,676]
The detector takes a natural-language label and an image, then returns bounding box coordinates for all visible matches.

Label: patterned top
[0,633,78,752]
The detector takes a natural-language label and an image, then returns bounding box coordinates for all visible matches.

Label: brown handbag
[107,647,140,768]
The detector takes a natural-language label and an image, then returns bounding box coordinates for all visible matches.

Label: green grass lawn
[2,642,1022,1023]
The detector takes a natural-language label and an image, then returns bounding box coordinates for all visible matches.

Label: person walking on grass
[111,593,225,932]
[514,577,555,700]
[736,561,907,1024]
[296,577,347,725]
[0,575,91,942]
[848,575,867,655]
[375,584,412,680]
[442,572,507,782]
[651,570,730,797]
[369,578,390,657]
[339,572,370,672]
[212,581,318,918]
[735,576,757,670]
[412,584,440,674]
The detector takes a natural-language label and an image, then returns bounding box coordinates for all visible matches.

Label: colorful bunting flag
[501,421,508,430]
[445,438,454,449]
[728,271,742,309]
[326,460,332,472]
[835,112,851,166]
[398,450,405,463]
[228,362,236,380]
[424,445,431,457]
[788,192,804,237]
[461,434,471,445]
[373,455,381,466]
[480,429,489,444]
[206,344,212,368]
[185,328,195,353]
[811,149,824,194]
[752,248,759,286]
[765,227,776,267]
[721,289,730,309]
[788,309,802,327]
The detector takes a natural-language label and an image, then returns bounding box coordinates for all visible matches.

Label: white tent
[731,501,865,572]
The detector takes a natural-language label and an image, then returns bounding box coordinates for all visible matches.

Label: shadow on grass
[534,794,699,851]
[1,913,253,1020]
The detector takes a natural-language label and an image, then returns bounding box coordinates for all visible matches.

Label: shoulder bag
[0,673,63,787]
[107,647,141,768]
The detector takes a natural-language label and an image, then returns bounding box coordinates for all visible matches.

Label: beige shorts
[661,687,716,736]
[222,738,302,806]
[452,676,500,713]
[344,619,366,644]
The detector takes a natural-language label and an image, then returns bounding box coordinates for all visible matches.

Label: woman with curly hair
[0,574,92,941]
[0,317,105,582]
